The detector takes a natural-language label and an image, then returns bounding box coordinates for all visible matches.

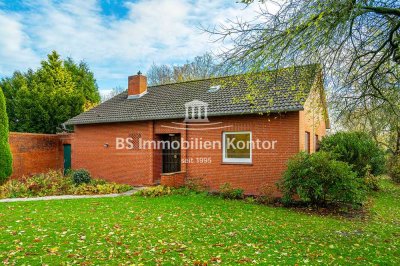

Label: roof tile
[65,65,318,125]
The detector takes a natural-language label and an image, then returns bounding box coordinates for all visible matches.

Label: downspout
[185,120,188,180]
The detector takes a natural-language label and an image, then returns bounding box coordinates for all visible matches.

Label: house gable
[299,70,329,153]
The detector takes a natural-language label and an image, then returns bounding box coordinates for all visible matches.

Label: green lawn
[0,181,399,265]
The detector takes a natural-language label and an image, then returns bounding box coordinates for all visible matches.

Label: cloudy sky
[0,0,261,94]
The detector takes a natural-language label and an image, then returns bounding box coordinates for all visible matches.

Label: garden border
[0,187,145,203]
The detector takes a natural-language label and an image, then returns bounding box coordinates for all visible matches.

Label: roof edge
[147,63,320,89]
[64,107,304,126]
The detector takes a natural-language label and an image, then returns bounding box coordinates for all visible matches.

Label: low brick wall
[160,172,186,188]
[9,132,64,179]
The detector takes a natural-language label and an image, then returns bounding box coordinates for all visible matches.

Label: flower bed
[0,170,132,199]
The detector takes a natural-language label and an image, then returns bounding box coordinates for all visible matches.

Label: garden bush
[219,183,244,200]
[319,131,386,177]
[0,170,132,199]
[135,186,201,198]
[70,169,91,185]
[135,186,174,197]
[387,155,400,183]
[72,183,132,195]
[363,166,380,191]
[0,170,72,198]
[0,87,12,184]
[278,152,367,207]
[244,196,256,204]
[256,183,275,204]
[185,177,209,192]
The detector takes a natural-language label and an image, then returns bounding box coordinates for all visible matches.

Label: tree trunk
[395,127,400,156]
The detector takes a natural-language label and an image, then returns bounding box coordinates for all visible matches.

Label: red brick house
[64,65,329,195]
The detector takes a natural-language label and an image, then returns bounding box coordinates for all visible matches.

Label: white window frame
[222,131,252,164]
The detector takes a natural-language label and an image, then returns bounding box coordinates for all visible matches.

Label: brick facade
[68,74,327,195]
[9,132,63,178]
[70,121,154,185]
[299,73,327,153]
[161,172,186,188]
[7,72,327,192]
[69,111,314,195]
[185,113,300,195]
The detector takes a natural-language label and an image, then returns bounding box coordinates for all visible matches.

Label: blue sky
[0,0,261,95]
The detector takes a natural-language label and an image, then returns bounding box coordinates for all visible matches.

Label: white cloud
[0,0,264,91]
[0,11,39,75]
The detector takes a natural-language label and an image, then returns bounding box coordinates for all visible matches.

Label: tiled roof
[65,65,319,125]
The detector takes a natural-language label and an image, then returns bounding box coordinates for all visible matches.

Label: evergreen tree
[0,72,27,130]
[17,51,84,133]
[0,51,101,133]
[64,58,101,110]
[0,86,12,183]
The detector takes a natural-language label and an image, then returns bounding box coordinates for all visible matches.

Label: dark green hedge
[0,87,12,183]
[278,151,366,206]
[319,131,386,177]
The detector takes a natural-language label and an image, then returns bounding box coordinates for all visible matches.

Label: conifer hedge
[0,87,12,183]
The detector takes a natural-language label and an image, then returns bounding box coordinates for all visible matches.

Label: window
[305,132,310,153]
[208,85,221,93]
[314,134,319,151]
[222,131,252,163]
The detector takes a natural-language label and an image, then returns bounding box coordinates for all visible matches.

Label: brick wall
[161,172,186,188]
[184,113,300,195]
[7,107,326,191]
[70,112,301,195]
[299,73,327,153]
[71,121,155,185]
[9,132,63,179]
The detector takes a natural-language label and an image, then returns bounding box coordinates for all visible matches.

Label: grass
[0,181,399,265]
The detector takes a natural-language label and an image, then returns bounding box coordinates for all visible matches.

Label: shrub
[185,177,209,192]
[0,170,72,198]
[363,166,380,191]
[256,183,275,204]
[135,186,173,197]
[319,131,386,177]
[135,186,202,198]
[71,169,91,185]
[71,183,132,195]
[0,170,132,199]
[0,87,12,184]
[244,196,256,204]
[90,178,107,186]
[278,152,367,207]
[219,183,244,200]
[387,155,400,183]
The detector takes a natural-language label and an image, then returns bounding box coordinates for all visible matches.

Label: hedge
[0,87,12,183]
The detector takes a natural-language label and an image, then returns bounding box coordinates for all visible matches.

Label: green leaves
[279,151,366,206]
[319,131,386,177]
[0,87,12,183]
[0,170,132,199]
[0,51,101,134]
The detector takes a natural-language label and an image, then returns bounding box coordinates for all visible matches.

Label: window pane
[225,133,251,159]
[305,132,310,153]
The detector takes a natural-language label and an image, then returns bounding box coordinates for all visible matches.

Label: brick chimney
[127,71,147,99]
